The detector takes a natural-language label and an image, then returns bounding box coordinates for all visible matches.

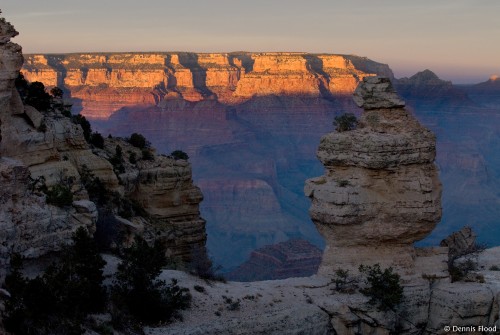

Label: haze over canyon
[21,52,500,270]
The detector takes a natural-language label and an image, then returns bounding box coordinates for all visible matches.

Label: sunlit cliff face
[21,52,393,119]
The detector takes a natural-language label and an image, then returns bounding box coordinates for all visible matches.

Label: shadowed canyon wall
[21,53,500,272]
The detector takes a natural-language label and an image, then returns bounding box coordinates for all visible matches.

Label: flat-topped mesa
[305,76,444,278]
[21,52,393,118]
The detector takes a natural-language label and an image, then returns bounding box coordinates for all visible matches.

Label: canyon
[21,52,500,271]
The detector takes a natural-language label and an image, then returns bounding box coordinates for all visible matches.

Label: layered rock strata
[0,13,97,279]
[305,76,443,277]
[0,13,206,275]
[21,52,392,119]
[94,138,206,262]
[226,239,322,281]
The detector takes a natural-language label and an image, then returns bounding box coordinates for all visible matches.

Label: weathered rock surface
[93,138,206,262]
[21,52,392,119]
[440,226,477,260]
[305,76,442,277]
[0,12,207,275]
[353,76,405,110]
[0,158,97,280]
[140,247,500,335]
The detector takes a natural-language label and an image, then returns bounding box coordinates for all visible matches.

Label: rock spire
[305,76,442,277]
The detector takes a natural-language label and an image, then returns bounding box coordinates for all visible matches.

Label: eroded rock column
[305,76,442,277]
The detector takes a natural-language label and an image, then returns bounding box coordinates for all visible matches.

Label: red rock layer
[21,52,392,119]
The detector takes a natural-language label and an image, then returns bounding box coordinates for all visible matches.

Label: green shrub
[142,148,155,161]
[359,264,403,311]
[109,145,125,174]
[334,113,358,132]
[61,109,72,118]
[188,246,225,282]
[3,228,106,335]
[112,237,191,325]
[128,133,147,149]
[71,114,92,142]
[171,150,189,161]
[333,268,356,293]
[90,132,105,149]
[45,184,73,207]
[336,180,350,187]
[50,87,64,98]
[129,152,137,164]
[24,81,52,112]
[80,165,109,205]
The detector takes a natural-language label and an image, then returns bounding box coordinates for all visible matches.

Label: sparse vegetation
[193,285,206,293]
[128,133,148,149]
[490,265,500,271]
[447,239,487,282]
[333,113,358,132]
[129,152,137,164]
[142,148,155,161]
[112,237,191,325]
[171,150,189,161]
[336,179,350,187]
[359,263,403,311]
[71,114,92,142]
[2,228,106,335]
[90,132,105,149]
[332,268,357,293]
[222,296,240,311]
[50,86,64,98]
[189,246,226,283]
[45,184,74,207]
[109,145,125,174]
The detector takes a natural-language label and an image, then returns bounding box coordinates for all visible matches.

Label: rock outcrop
[226,239,322,282]
[0,12,206,276]
[305,76,443,277]
[93,138,206,262]
[0,13,98,279]
[395,69,473,109]
[21,52,393,119]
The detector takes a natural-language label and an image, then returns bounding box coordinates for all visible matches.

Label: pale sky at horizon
[1,0,499,84]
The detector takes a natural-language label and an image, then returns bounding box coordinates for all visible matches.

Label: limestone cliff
[0,13,206,277]
[0,12,96,279]
[92,137,206,262]
[21,52,392,119]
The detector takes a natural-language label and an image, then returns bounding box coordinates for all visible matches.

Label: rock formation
[138,78,500,335]
[21,52,392,119]
[305,76,443,277]
[395,69,473,109]
[0,12,206,278]
[93,137,206,261]
[226,239,322,282]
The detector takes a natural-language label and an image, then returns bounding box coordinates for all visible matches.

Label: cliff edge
[0,12,206,280]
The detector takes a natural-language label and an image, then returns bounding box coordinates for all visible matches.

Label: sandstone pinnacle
[306,76,442,277]
[353,76,405,110]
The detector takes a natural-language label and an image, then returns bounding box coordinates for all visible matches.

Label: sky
[1,0,499,84]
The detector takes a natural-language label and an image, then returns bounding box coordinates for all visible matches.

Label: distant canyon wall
[21,52,393,119]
